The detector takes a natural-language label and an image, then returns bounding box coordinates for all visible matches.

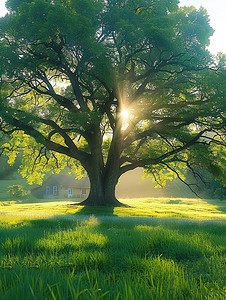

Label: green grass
[0,197,225,299]
[0,197,225,224]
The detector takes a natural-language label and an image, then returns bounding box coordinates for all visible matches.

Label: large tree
[0,0,225,206]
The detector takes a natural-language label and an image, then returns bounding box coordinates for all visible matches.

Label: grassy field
[0,194,225,299]
[0,196,225,222]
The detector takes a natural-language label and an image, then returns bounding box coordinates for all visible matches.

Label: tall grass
[0,215,225,299]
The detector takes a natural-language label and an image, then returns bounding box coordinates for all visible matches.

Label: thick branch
[27,40,89,112]
[0,106,91,163]
[123,118,193,148]
[119,130,207,175]
[67,70,90,112]
[28,81,79,113]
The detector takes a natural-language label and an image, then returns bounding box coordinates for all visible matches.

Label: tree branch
[123,118,193,148]
[119,130,207,175]
[162,162,201,198]
[28,81,79,113]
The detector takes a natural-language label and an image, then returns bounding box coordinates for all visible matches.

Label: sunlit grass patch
[113,197,226,220]
[0,201,84,224]
[36,228,107,254]
[0,216,225,299]
[0,197,225,227]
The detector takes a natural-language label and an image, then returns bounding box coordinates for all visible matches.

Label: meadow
[0,193,225,299]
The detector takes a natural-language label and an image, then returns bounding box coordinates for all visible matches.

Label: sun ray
[121,109,129,121]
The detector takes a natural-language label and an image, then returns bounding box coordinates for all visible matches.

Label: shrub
[213,188,226,200]
[8,185,29,198]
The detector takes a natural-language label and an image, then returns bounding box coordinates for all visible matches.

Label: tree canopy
[0,0,225,206]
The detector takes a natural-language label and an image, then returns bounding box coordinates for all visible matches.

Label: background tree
[0,133,22,179]
[0,0,225,206]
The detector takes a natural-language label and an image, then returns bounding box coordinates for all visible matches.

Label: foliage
[204,179,226,201]
[0,0,225,205]
[8,184,29,197]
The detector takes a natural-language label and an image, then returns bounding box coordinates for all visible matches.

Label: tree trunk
[77,126,126,207]
[78,168,125,207]
[76,151,127,207]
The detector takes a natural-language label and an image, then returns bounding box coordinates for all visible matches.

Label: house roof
[31,174,90,191]
[48,175,90,188]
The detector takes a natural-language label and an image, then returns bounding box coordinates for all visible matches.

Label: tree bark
[78,152,126,207]
[77,122,126,207]
[78,169,125,207]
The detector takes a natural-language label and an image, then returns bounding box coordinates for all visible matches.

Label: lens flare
[121,109,129,121]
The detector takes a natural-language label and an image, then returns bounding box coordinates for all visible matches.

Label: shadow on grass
[0,204,225,274]
[168,200,181,204]
[202,198,226,214]
[71,208,225,263]
[75,205,115,217]
[166,197,226,215]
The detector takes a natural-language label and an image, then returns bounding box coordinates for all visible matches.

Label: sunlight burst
[121,109,129,121]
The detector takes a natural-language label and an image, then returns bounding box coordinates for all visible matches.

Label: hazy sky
[179,0,226,54]
[0,0,225,54]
